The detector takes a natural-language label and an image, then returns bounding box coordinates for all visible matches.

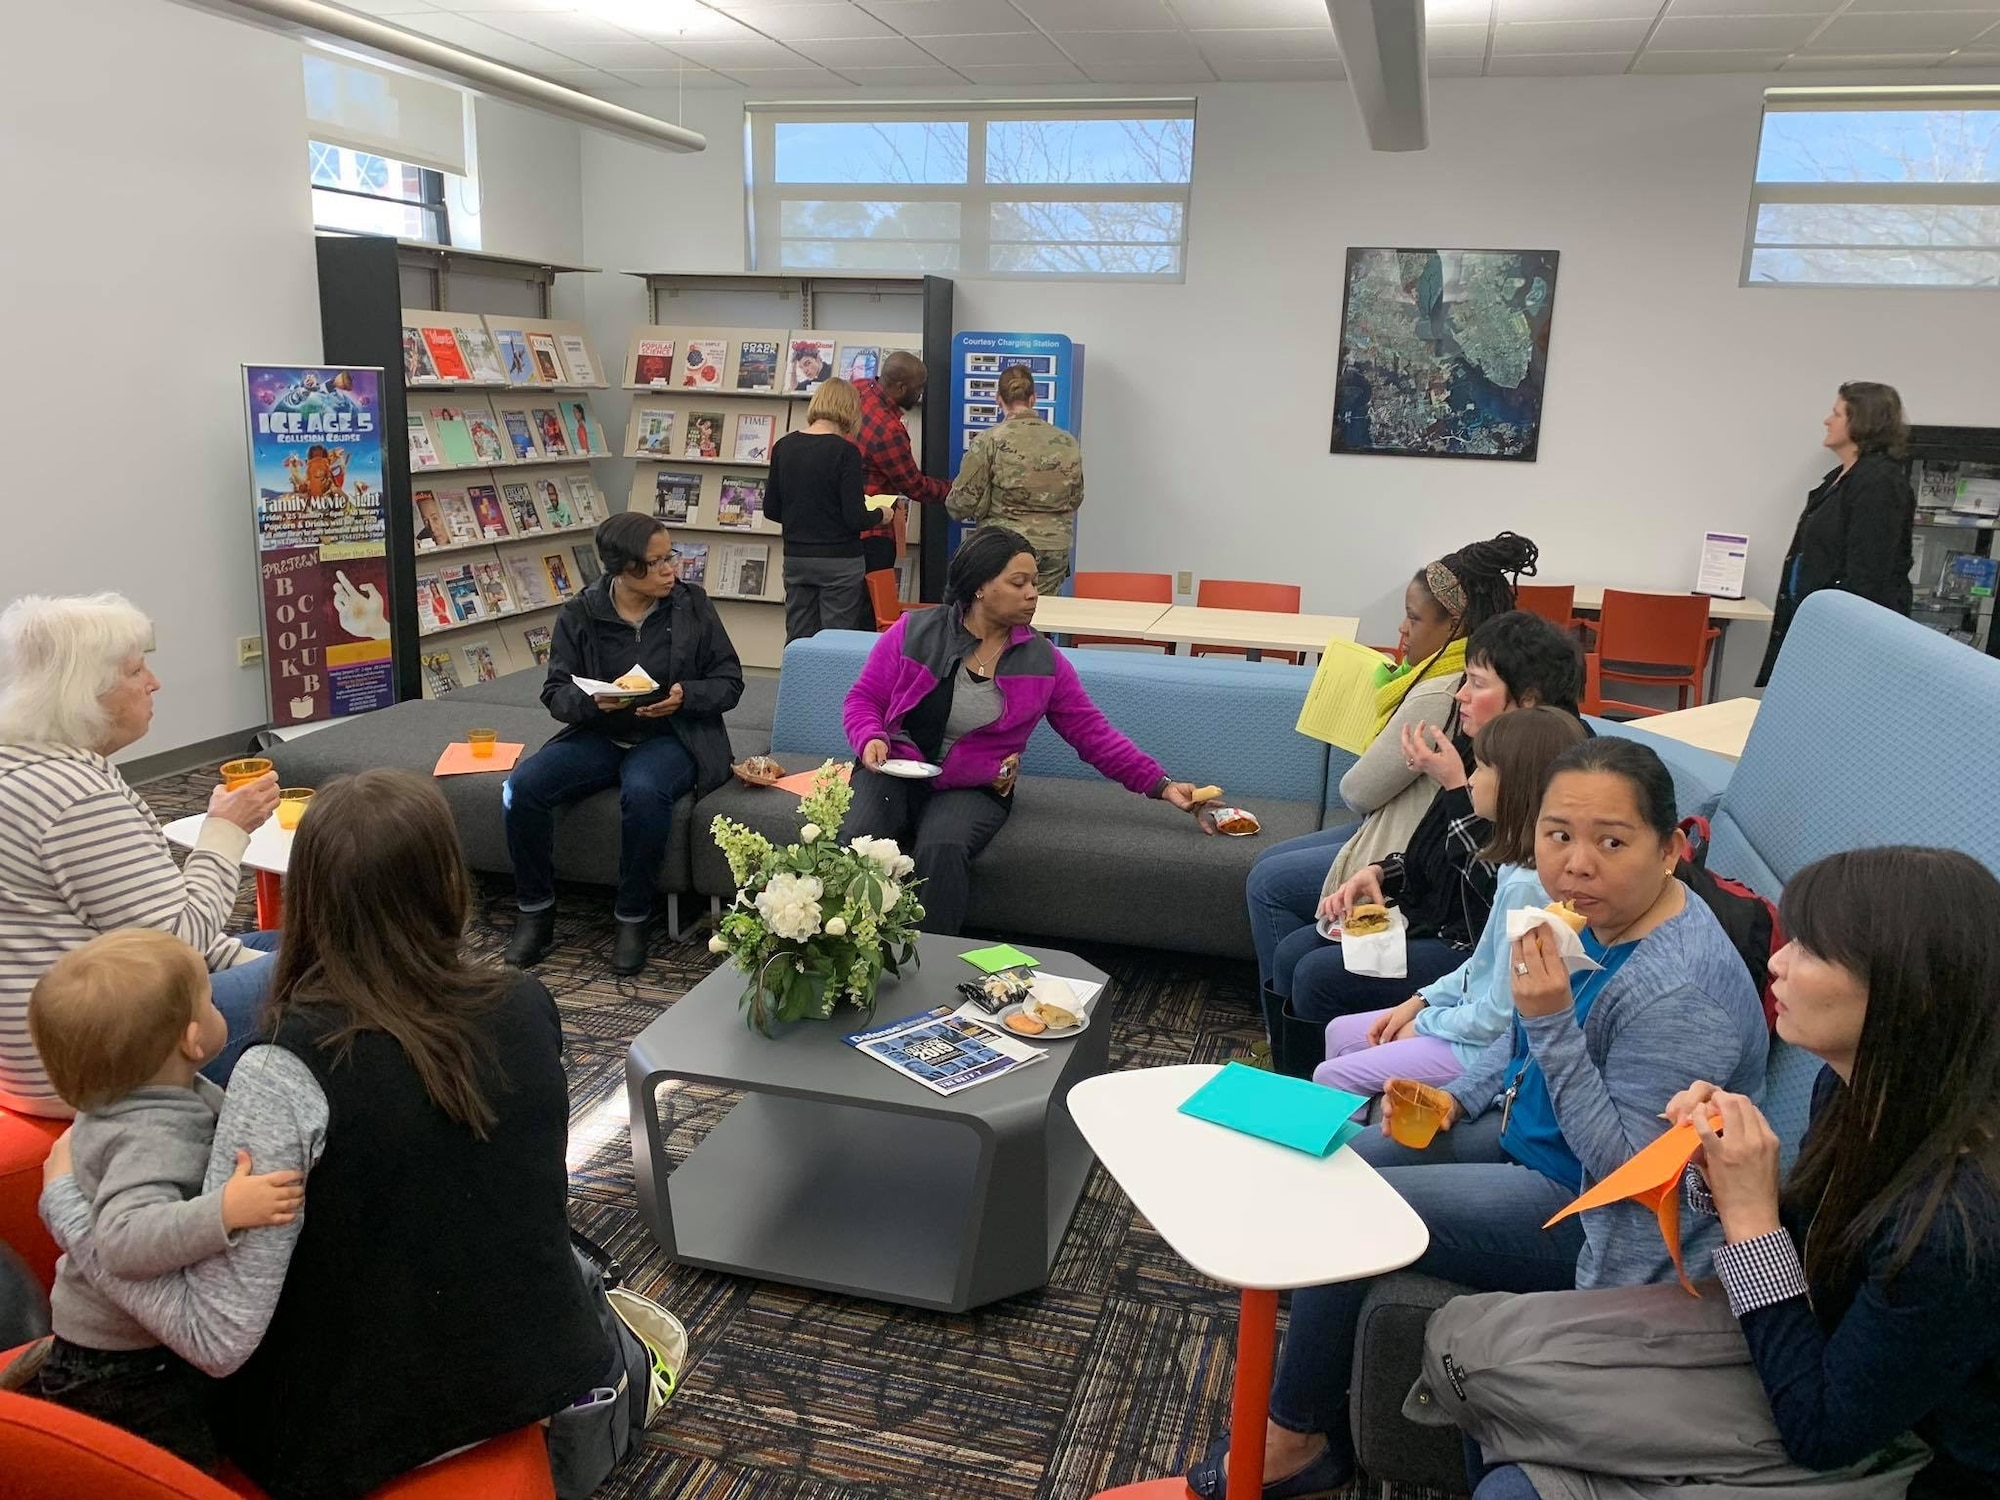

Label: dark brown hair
[1838,381,1908,458]
[1413,532,1540,641]
[1780,846,2000,1298]
[997,364,1036,408]
[29,929,208,1112]
[1541,735,1679,843]
[596,511,670,579]
[1473,706,1588,866]
[267,769,514,1137]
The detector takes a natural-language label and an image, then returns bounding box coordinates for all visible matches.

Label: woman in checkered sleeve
[1477,845,2000,1500]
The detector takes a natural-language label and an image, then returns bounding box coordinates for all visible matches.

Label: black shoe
[613,918,651,976]
[505,906,557,968]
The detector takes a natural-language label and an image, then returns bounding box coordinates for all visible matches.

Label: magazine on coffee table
[844,1006,1045,1097]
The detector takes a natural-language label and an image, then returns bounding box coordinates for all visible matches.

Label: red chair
[1591,590,1720,715]
[865,572,934,632]
[1514,584,1579,631]
[0,1110,66,1290]
[0,1385,557,1500]
[1582,652,1604,716]
[1068,571,1174,651]
[1192,579,1304,664]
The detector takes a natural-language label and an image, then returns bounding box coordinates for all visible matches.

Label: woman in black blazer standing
[1757,381,1915,686]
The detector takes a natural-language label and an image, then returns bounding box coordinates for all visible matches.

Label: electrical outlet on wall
[1176,571,1193,596]
[237,636,262,667]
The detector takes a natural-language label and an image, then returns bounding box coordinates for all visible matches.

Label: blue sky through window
[1756,109,2000,185]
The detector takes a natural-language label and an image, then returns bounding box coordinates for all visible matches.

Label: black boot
[505,906,556,968]
[612,917,651,977]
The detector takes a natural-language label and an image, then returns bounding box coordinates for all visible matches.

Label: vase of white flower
[708,761,926,1035]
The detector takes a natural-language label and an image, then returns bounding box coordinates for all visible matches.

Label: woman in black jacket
[504,512,743,974]
[765,376,871,643]
[1756,382,1915,687]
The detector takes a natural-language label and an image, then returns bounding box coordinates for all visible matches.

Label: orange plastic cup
[220,757,273,790]
[467,728,499,760]
[275,789,314,830]
[1385,1079,1454,1151]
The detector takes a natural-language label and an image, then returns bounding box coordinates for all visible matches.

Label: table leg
[1706,622,1728,704]
[254,871,283,929]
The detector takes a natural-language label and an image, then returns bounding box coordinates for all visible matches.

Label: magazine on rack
[844,1006,1045,1097]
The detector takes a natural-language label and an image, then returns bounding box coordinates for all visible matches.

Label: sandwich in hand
[613,668,657,692]
[1343,903,1393,937]
[1544,901,1587,935]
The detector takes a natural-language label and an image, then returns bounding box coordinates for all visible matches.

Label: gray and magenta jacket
[843,608,1170,796]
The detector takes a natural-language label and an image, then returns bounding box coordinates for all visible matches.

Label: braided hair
[1417,531,1539,642]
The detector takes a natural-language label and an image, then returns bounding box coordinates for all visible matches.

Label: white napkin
[1504,907,1602,974]
[1340,906,1409,979]
[572,664,657,698]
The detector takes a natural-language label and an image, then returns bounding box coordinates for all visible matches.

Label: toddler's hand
[221,1150,305,1231]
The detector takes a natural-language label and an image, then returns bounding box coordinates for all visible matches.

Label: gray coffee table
[626,933,1110,1312]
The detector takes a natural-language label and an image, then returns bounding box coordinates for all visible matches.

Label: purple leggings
[1312,1007,1465,1098]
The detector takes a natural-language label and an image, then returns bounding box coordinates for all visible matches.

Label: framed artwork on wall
[1330,247,1560,462]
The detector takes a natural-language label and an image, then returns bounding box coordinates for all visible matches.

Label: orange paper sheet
[434,742,524,776]
[773,763,852,797]
[1545,1120,1710,1295]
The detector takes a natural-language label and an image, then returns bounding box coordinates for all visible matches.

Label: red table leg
[1089,1285,1281,1500]
[254,871,283,930]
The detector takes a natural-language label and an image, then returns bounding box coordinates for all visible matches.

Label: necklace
[969,637,1004,677]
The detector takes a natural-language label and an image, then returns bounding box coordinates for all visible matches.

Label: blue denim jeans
[1265,1115,1584,1471]
[1475,1467,1542,1500]
[201,929,280,1087]
[1243,823,1356,993]
[504,730,698,923]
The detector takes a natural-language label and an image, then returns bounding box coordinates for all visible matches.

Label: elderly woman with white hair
[0,594,279,1117]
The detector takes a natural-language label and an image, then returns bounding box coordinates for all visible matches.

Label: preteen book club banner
[243,365,395,726]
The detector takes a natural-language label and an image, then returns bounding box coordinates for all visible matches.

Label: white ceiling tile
[1844,0,2000,11]
[1426,0,1496,21]
[1780,49,1952,65]
[327,0,440,15]
[1012,0,1181,30]
[383,11,585,65]
[578,2,759,41]
[791,34,942,63]
[1806,11,2000,49]
[1167,0,1331,25]
[708,0,853,7]
[1495,0,1657,18]
[723,65,861,84]
[918,30,1076,64]
[1664,0,1834,13]
[953,59,1092,81]
[1650,15,1825,48]
[1189,26,1339,58]
[1492,19,1650,52]
[648,35,812,63]
[1204,54,1346,78]
[830,62,974,81]
[1486,49,1634,72]
[1426,23,1493,55]
[1055,29,1208,63]
[600,66,743,86]
[462,10,644,43]
[1428,52,1489,74]
[1944,48,2000,62]
[719,3,896,38]
[1080,58,1217,79]
[852,0,1036,34]
[1633,48,1792,71]
[539,40,692,64]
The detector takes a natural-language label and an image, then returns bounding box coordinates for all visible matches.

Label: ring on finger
[1515,961,1531,976]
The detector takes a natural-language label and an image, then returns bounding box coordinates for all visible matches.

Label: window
[748,104,1196,280]
[310,141,450,244]
[1745,90,2000,288]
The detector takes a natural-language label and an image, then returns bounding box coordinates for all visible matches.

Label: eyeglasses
[644,555,680,572]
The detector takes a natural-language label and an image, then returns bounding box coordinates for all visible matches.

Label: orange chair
[1591,590,1720,715]
[0,1110,66,1290]
[0,1386,557,1500]
[1192,579,1304,664]
[1582,652,1604,716]
[1068,571,1174,651]
[1514,584,1579,631]
[865,572,934,631]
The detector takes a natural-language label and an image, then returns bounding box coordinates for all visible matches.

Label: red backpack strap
[1678,815,1713,869]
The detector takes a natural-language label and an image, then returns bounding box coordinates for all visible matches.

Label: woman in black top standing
[1756,382,1915,686]
[765,375,871,644]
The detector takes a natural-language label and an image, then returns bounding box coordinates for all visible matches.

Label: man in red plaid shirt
[852,352,947,617]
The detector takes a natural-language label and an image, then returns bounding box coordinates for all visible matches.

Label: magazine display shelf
[620,273,954,668]
[316,236,614,700]
[1907,423,2000,659]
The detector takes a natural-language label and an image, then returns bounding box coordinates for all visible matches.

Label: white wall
[577,74,2000,696]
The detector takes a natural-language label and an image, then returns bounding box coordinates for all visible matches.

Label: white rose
[757,873,823,942]
[824,916,848,937]
[708,934,729,954]
[800,823,822,844]
[849,835,914,880]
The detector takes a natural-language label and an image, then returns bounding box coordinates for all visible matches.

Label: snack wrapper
[1340,906,1409,979]
[1504,906,1603,975]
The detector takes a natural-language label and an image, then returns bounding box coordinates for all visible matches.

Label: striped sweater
[0,743,254,1117]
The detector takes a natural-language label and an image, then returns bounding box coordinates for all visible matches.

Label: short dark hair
[1467,610,1584,714]
[596,511,668,579]
[1472,706,1589,866]
[945,525,1035,609]
[1542,735,1679,842]
[1838,381,1908,458]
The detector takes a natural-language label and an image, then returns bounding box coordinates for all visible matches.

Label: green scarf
[1370,637,1467,742]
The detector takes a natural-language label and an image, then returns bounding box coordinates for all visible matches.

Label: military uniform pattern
[946,413,1085,595]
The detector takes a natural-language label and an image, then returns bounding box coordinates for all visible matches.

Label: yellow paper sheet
[1295,639,1393,755]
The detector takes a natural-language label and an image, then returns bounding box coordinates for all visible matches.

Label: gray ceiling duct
[1326,0,1430,152]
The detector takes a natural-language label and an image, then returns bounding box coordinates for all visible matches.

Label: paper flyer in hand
[844,1006,1045,1096]
[1296,639,1399,755]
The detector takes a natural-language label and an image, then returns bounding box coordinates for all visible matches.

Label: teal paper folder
[1178,1062,1371,1158]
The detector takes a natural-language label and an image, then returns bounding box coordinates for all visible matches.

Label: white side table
[161,814,292,928]
[1068,1064,1429,1500]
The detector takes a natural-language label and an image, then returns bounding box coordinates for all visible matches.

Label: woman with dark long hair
[1473,845,2000,1500]
[37,769,604,1499]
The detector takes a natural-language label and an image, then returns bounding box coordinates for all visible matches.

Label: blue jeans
[504,730,698,923]
[1265,1115,1584,1470]
[1244,824,1357,993]
[202,929,280,1087]
[1261,929,1465,1079]
[1475,1468,1542,1500]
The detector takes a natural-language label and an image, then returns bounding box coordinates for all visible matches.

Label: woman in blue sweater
[1481,844,2000,1500]
[1187,736,1769,1499]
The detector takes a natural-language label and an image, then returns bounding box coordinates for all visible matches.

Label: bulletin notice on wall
[243,365,395,726]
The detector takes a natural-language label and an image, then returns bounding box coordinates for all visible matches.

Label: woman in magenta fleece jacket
[841,526,1204,935]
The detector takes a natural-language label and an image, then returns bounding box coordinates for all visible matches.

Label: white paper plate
[878,758,943,779]
[573,671,658,699]
[1316,915,1343,942]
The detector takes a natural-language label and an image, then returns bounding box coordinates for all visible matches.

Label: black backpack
[1675,816,1783,1032]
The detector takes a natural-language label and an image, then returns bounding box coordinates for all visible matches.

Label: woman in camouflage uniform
[947,365,1084,597]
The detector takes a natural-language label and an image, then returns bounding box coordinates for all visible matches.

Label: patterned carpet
[142,763,1398,1500]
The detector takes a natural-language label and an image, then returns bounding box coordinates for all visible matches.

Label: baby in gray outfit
[25,928,302,1470]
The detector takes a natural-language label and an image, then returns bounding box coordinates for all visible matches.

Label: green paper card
[960,943,1038,974]
[1178,1062,1371,1158]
